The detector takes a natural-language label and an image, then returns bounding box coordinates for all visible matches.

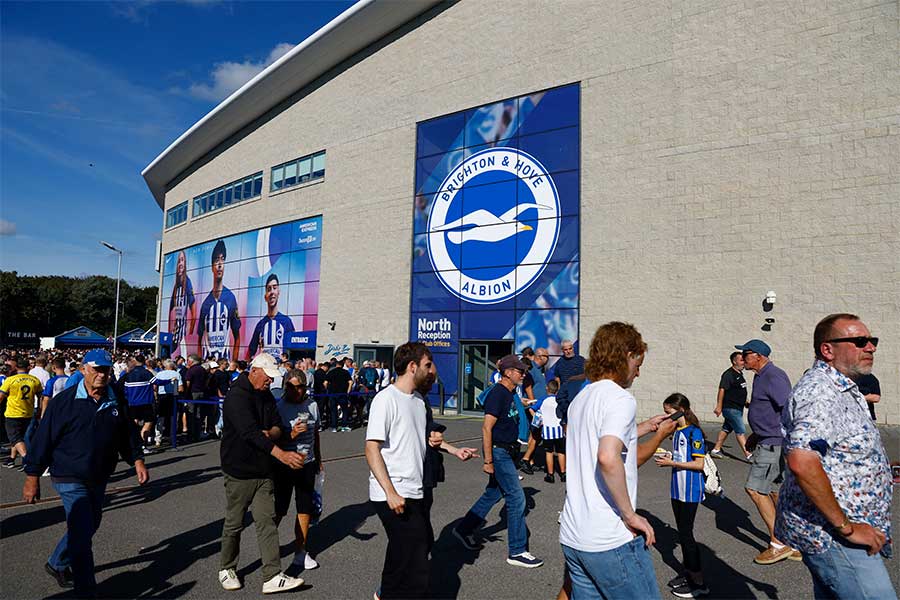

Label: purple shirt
[747,361,791,445]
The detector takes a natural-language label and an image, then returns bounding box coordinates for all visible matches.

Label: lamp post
[100,241,123,354]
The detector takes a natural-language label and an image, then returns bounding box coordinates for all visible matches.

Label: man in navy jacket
[22,349,148,598]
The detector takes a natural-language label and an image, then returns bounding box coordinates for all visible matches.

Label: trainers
[520,462,534,475]
[544,473,555,483]
[672,581,709,598]
[291,552,319,570]
[16,464,25,472]
[262,572,303,594]
[667,574,688,589]
[559,472,566,482]
[218,568,241,591]
[41,467,51,477]
[788,549,802,561]
[2,459,16,469]
[754,544,794,565]
[45,562,74,588]
[331,428,338,433]
[745,453,753,461]
[507,552,543,568]
[452,527,481,550]
[709,449,724,459]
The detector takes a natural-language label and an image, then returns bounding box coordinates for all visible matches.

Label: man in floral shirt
[776,313,895,599]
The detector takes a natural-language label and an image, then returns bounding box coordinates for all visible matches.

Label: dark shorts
[129,404,156,423]
[542,437,565,454]
[157,394,175,419]
[273,461,318,516]
[5,417,31,444]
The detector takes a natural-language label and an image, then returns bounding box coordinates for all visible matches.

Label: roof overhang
[143,0,442,208]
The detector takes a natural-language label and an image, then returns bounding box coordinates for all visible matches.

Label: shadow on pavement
[641,509,779,599]
[0,467,220,540]
[106,453,203,484]
[702,494,769,552]
[90,518,225,598]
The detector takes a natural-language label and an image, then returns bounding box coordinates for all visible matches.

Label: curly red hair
[584,322,648,386]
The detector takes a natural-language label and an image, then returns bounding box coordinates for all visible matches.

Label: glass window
[271,166,284,191]
[253,174,262,197]
[283,162,297,187]
[233,182,242,202]
[243,178,253,199]
[312,152,325,178]
[224,186,233,206]
[298,157,311,183]
[216,189,225,209]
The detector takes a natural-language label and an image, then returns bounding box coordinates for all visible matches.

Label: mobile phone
[668,410,684,422]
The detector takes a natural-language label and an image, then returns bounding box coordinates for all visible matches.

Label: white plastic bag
[311,470,325,524]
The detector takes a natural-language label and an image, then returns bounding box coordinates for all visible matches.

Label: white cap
[250,353,281,378]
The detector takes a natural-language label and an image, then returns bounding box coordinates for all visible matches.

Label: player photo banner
[411,83,580,407]
[160,216,322,360]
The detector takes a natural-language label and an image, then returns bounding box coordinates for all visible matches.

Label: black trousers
[671,498,701,573]
[373,498,429,599]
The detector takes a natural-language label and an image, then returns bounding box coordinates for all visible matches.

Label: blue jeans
[721,407,746,435]
[49,481,107,596]
[458,446,527,555]
[802,539,897,600]
[562,537,661,600]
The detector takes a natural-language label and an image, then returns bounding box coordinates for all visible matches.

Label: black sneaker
[559,472,566,482]
[672,581,709,598]
[667,575,688,589]
[16,464,26,472]
[520,462,534,475]
[45,562,74,588]
[2,459,16,469]
[452,528,482,551]
[544,473,555,483]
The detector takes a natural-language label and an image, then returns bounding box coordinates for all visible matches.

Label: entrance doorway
[354,345,395,369]
[459,340,514,414]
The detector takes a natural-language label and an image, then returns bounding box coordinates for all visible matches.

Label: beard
[414,370,436,395]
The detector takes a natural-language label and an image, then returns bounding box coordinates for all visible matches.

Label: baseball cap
[497,354,528,373]
[83,349,113,367]
[734,339,771,357]
[250,353,281,378]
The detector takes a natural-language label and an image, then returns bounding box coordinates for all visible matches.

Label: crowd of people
[4,311,895,599]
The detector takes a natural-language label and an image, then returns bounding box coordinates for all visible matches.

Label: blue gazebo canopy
[54,326,111,347]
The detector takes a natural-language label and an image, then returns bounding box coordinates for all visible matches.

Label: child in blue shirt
[655,393,708,598]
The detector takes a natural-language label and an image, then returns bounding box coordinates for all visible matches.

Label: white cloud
[185,43,295,102]
[0,219,16,236]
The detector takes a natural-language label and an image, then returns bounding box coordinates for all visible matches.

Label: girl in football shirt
[168,250,196,356]
[655,393,709,598]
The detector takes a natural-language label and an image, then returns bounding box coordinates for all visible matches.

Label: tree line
[0,271,158,344]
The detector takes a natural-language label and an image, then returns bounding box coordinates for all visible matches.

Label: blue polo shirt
[747,361,791,445]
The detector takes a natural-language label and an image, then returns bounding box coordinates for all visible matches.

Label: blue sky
[0,0,354,287]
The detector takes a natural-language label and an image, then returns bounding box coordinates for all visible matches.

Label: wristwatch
[835,514,853,537]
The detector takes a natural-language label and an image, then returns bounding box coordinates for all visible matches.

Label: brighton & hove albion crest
[427,148,560,304]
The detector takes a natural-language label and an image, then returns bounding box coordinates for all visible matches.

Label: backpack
[703,454,724,496]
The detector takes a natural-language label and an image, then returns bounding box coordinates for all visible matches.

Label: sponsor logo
[427,148,560,304]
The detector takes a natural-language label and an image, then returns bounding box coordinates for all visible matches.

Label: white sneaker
[262,572,303,594]
[218,568,241,591]
[41,467,51,478]
[290,551,319,570]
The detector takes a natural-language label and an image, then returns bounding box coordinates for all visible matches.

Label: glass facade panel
[271,150,324,192]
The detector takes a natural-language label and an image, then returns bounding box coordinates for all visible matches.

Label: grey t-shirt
[275,397,319,463]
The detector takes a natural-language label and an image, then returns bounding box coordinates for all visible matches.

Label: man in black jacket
[217,352,306,594]
[23,349,148,598]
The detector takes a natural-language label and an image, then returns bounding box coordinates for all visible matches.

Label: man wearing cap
[776,313,894,599]
[735,338,798,565]
[217,352,306,594]
[453,354,543,568]
[22,349,148,597]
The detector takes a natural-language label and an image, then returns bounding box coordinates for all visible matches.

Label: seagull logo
[433,203,553,244]
[427,148,560,305]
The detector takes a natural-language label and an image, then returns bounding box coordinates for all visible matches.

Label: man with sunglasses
[776,314,895,599]
[734,338,798,565]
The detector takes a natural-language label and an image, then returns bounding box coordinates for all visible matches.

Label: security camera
[765,291,776,305]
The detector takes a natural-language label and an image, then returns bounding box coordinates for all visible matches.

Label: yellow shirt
[1,373,42,418]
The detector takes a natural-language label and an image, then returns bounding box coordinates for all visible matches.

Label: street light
[100,241,123,354]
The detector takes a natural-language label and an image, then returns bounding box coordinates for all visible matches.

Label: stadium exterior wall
[156,0,900,424]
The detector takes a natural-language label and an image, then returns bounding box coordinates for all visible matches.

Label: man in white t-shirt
[365,342,430,599]
[559,321,667,599]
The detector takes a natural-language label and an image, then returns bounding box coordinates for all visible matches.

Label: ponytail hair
[663,392,700,428]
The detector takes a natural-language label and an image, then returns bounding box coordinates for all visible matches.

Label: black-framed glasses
[825,336,878,348]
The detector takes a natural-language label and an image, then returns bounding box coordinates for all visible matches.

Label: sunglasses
[825,336,879,348]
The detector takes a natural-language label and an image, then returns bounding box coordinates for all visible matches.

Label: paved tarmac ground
[1,419,897,600]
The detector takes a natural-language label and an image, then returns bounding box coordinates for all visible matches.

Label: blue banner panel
[162,215,322,360]
[410,84,580,407]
